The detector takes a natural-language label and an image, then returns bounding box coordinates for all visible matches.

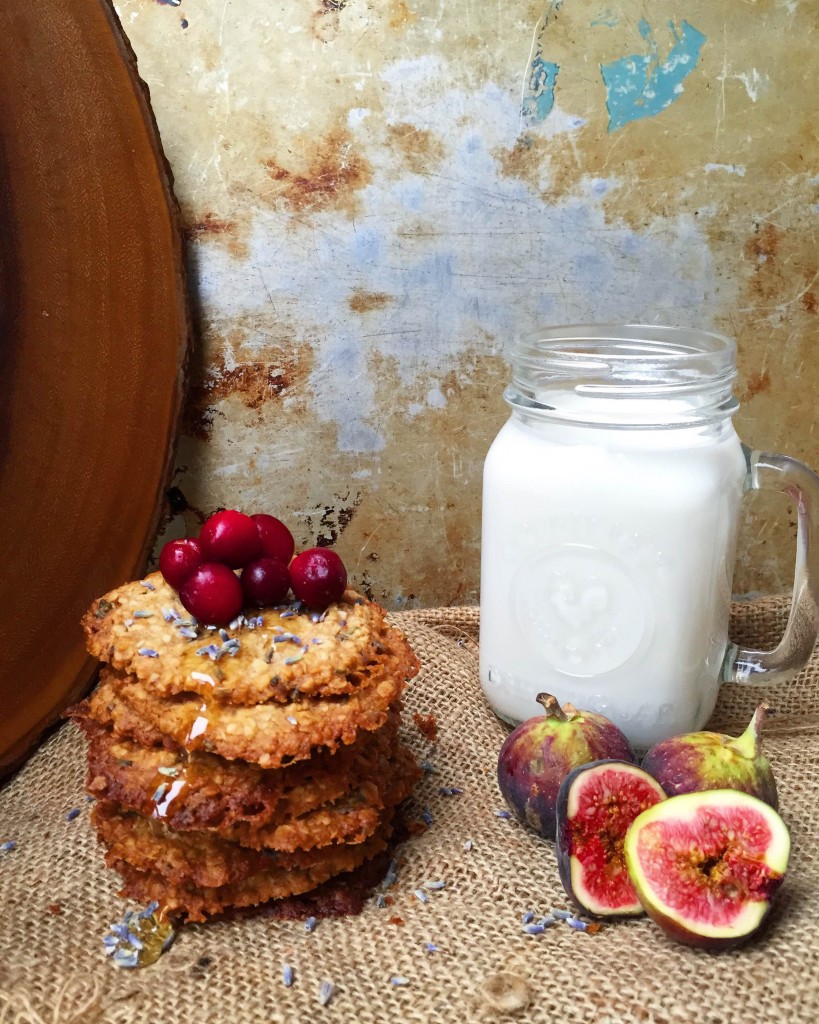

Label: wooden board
[0,0,190,777]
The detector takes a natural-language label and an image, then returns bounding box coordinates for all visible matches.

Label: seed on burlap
[479,972,531,1014]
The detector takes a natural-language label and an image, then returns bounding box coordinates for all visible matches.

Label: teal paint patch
[522,55,560,124]
[600,19,706,132]
[591,11,618,28]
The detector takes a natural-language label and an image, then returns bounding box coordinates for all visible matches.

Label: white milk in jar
[479,326,748,749]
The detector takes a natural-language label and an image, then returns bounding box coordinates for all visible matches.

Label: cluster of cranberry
[159,510,347,625]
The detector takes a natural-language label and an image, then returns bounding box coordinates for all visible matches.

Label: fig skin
[641,704,778,810]
[497,694,635,839]
[555,759,667,917]
[624,790,791,950]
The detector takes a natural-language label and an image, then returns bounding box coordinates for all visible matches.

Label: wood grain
[0,0,190,776]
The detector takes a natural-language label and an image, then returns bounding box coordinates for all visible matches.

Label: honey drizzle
[148,777,188,820]
[184,702,210,749]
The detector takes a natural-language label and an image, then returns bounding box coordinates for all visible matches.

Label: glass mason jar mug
[479,325,819,750]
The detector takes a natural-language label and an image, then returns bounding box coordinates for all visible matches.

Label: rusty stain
[386,123,445,176]
[745,370,771,400]
[309,0,348,43]
[743,223,785,303]
[185,213,236,239]
[744,222,780,262]
[263,127,372,214]
[802,291,817,314]
[184,213,249,259]
[183,355,300,440]
[389,0,416,29]
[348,290,394,313]
[301,493,363,547]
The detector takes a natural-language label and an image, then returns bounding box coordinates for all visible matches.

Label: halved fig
[624,790,790,949]
[556,760,666,916]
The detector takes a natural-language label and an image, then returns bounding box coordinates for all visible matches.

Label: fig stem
[731,702,771,760]
[536,693,576,721]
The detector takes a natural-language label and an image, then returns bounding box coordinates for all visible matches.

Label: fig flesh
[555,760,666,916]
[624,790,790,949]
[497,694,635,839]
[641,704,778,809]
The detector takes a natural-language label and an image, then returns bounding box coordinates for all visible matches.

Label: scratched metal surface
[115,0,817,608]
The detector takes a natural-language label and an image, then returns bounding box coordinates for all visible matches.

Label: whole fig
[497,693,635,839]
[641,704,778,809]
[624,790,790,949]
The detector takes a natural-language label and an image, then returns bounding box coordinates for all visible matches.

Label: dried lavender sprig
[423,880,445,891]
[163,608,180,622]
[133,610,153,619]
[463,839,473,852]
[65,809,81,822]
[413,889,429,905]
[196,643,220,659]
[521,911,534,925]
[523,923,545,935]
[305,916,317,933]
[552,909,573,921]
[137,648,159,658]
[139,580,156,591]
[390,976,409,986]
[438,786,464,797]
[495,809,511,819]
[178,627,198,640]
[566,917,590,931]
[111,947,139,968]
[420,808,434,826]
[282,964,294,987]
[0,840,16,852]
[318,980,334,1006]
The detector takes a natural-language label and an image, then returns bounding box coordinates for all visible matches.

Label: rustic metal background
[117,0,817,608]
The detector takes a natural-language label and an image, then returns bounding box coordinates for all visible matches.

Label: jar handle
[723,446,819,684]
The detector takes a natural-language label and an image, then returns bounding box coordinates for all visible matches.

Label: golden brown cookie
[110,824,393,921]
[75,715,402,834]
[223,741,419,852]
[82,572,419,705]
[94,665,407,768]
[92,748,415,880]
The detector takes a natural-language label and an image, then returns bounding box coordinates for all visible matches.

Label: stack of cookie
[71,572,420,921]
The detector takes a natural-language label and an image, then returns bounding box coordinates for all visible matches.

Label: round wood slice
[0,0,190,777]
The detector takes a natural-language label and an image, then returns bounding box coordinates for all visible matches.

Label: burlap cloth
[2,598,818,1024]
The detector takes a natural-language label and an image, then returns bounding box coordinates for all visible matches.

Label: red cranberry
[159,538,204,590]
[289,548,347,608]
[252,513,295,565]
[199,510,260,568]
[241,558,291,606]
[179,563,243,625]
